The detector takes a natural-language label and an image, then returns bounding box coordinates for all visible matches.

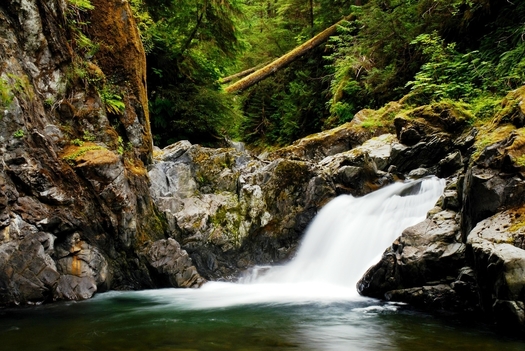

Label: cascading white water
[254,176,446,287]
[134,177,445,309]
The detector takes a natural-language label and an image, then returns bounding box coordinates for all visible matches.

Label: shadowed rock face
[0,0,202,306]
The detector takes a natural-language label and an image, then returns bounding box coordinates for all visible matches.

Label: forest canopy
[128,0,525,147]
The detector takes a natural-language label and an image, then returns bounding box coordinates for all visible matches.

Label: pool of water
[0,284,523,351]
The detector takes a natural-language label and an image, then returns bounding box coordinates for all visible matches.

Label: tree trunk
[225,16,354,94]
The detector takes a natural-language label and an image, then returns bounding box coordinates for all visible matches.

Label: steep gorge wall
[0,0,202,306]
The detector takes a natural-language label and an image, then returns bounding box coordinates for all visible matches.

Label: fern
[99,86,125,115]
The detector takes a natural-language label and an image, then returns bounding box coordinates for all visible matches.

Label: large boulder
[143,238,205,288]
[467,207,525,332]
[357,208,479,314]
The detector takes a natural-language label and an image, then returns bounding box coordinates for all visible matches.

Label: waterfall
[253,176,446,287]
[137,177,445,308]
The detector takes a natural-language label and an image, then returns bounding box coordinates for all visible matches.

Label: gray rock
[143,238,205,288]
[467,209,525,331]
[357,210,476,313]
[54,275,97,301]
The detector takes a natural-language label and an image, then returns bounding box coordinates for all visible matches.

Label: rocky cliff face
[0,0,202,306]
[356,92,525,333]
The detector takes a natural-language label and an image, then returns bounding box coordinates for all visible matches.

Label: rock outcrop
[148,121,424,280]
[0,0,202,306]
[357,94,525,332]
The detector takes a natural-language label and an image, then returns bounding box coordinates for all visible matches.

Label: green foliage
[137,0,244,146]
[323,0,525,128]
[82,130,96,141]
[0,77,13,109]
[74,31,99,58]
[66,0,94,11]
[129,0,155,53]
[65,0,97,60]
[117,136,124,155]
[239,50,330,146]
[405,32,487,102]
[150,83,242,146]
[99,85,125,115]
[132,0,525,148]
[13,129,25,138]
[70,138,84,146]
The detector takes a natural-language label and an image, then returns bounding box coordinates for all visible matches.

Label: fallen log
[225,16,354,93]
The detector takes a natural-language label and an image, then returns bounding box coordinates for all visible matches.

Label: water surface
[1,288,523,351]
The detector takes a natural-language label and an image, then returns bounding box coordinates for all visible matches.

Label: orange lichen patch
[506,206,525,234]
[75,148,118,167]
[61,142,117,166]
[71,255,81,276]
[124,158,147,176]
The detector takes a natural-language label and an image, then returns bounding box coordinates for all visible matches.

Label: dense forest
[107,0,524,148]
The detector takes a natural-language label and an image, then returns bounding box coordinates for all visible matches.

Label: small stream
[1,177,524,350]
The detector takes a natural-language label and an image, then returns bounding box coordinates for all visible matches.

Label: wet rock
[54,275,97,301]
[358,209,477,313]
[0,0,178,305]
[143,238,205,288]
[467,208,525,331]
[0,234,60,305]
[55,232,110,290]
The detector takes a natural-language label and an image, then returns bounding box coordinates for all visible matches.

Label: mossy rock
[274,159,310,189]
[61,142,116,166]
[402,100,474,134]
[357,101,401,133]
[494,86,525,127]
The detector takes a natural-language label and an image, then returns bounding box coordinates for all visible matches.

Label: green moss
[471,124,515,162]
[358,102,401,132]
[67,0,94,11]
[62,145,105,164]
[209,204,243,248]
[70,138,84,146]
[0,77,13,110]
[274,160,310,189]
[82,130,96,141]
[507,207,525,233]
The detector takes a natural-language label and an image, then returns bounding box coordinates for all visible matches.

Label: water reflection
[2,288,523,351]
